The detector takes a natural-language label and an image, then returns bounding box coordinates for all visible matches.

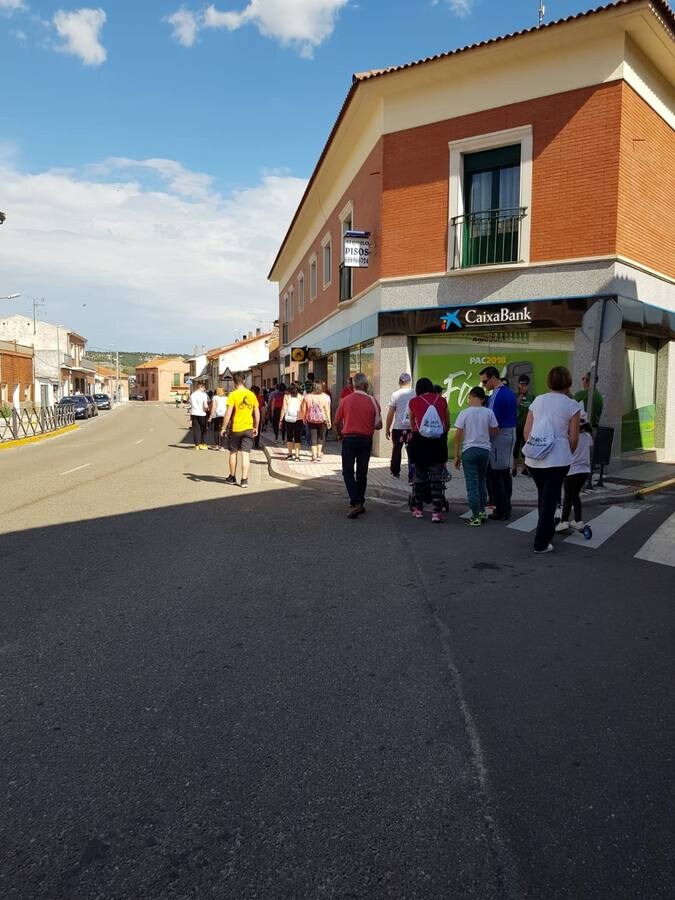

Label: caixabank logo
[440,305,532,331]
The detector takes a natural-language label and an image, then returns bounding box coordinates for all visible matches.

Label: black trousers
[390,429,408,477]
[530,466,570,551]
[341,435,372,507]
[191,415,207,445]
[272,407,285,440]
[487,467,512,517]
[562,473,587,522]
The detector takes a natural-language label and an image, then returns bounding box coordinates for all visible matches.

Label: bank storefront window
[343,342,376,392]
[622,335,658,451]
[415,330,575,423]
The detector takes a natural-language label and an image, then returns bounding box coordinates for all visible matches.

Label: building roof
[135,356,187,370]
[268,0,675,281]
[206,332,273,360]
[96,364,129,379]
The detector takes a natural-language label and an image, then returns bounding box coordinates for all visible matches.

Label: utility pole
[32,297,46,335]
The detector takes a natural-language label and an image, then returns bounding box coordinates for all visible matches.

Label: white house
[0,314,95,404]
[206,330,272,389]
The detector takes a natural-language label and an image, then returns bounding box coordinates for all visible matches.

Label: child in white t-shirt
[556,411,593,532]
[454,387,499,526]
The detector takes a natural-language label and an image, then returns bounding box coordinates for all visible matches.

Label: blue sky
[0,0,595,351]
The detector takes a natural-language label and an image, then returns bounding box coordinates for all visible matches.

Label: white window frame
[288,285,294,322]
[309,254,318,301]
[321,232,332,289]
[297,272,305,312]
[447,125,533,271]
[283,292,289,325]
[339,201,354,256]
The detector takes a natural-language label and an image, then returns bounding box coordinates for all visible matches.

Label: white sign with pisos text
[344,231,370,268]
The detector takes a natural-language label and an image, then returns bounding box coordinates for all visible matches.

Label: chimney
[255,327,261,336]
[248,331,253,339]
[243,334,247,341]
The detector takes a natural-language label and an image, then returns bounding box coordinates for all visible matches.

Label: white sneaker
[571,520,585,531]
[555,521,571,533]
[534,544,554,554]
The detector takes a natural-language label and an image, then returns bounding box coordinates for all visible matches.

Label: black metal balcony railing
[451,206,527,270]
[339,263,352,302]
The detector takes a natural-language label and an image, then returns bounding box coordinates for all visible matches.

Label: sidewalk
[260,432,639,507]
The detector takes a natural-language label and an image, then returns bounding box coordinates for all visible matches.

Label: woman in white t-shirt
[281,384,304,461]
[454,386,499,526]
[209,387,228,451]
[523,366,581,554]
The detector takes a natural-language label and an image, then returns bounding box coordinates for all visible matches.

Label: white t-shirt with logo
[389,387,415,430]
[525,392,581,468]
[189,390,209,416]
[455,406,499,452]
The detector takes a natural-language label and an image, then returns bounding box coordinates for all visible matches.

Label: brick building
[269,0,675,460]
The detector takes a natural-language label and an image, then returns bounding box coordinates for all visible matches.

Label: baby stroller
[407,462,450,512]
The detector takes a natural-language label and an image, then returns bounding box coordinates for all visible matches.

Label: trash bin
[591,426,614,486]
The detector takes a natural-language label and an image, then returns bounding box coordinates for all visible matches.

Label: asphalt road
[1,403,673,898]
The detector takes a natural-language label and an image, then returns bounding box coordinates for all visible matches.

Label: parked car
[85,395,98,416]
[93,393,111,410]
[130,393,146,401]
[58,396,91,419]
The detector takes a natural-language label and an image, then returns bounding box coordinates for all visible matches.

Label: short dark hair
[279,383,286,392]
[469,386,486,401]
[233,372,245,386]
[547,366,573,391]
[251,385,260,395]
[415,377,434,395]
[479,366,500,380]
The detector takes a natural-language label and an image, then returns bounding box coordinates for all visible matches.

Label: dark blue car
[58,396,91,419]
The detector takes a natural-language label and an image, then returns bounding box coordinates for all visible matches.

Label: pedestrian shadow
[183,473,233,484]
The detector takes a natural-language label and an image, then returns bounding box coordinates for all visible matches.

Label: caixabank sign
[440,304,533,331]
[378,297,610,339]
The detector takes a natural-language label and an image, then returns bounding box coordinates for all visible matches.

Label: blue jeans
[341,435,372,507]
[462,447,490,517]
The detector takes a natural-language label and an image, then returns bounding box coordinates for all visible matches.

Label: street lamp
[0,293,20,300]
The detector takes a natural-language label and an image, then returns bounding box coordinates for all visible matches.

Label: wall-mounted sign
[307,348,322,361]
[291,347,307,362]
[344,230,370,268]
[378,297,617,339]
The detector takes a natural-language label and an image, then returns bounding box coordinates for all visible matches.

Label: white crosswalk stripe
[564,505,642,549]
[499,504,674,567]
[634,512,675,568]
[506,510,539,532]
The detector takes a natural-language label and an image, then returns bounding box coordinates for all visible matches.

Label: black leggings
[211,416,224,447]
[191,415,207,445]
[562,473,587,522]
[413,462,446,513]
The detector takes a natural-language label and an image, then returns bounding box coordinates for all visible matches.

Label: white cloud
[53,7,107,66]
[165,7,199,47]
[167,0,349,57]
[0,0,28,13]
[0,156,307,350]
[447,0,474,16]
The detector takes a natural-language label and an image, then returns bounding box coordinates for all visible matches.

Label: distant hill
[87,350,189,375]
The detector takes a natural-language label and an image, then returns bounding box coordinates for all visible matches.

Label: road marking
[60,463,91,476]
[506,510,539,532]
[135,439,144,445]
[634,512,675,568]
[564,505,642,549]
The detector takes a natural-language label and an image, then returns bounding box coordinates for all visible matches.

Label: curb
[0,423,79,450]
[634,477,675,498]
[261,443,636,507]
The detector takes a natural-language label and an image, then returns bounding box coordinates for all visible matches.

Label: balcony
[451,207,527,270]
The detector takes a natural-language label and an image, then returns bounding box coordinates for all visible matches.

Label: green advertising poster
[415,346,572,425]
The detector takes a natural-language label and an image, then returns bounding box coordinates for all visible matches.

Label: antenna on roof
[538,1,546,26]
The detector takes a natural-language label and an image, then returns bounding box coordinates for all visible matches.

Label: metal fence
[0,404,76,443]
[450,206,527,269]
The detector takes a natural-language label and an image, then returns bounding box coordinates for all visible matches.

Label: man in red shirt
[339,377,354,400]
[333,372,382,518]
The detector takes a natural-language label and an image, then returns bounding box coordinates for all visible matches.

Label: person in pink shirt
[333,372,382,519]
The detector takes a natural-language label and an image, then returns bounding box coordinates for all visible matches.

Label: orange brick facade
[617,82,675,279]
[281,141,383,344]
[281,79,673,340]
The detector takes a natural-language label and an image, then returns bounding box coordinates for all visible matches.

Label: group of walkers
[340,364,596,555]
[187,363,597,554]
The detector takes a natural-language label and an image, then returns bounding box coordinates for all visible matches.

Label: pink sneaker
[412,508,423,519]
[431,512,443,524]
